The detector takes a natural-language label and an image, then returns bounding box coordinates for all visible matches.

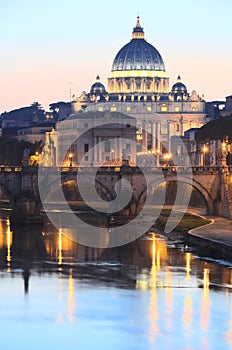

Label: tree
[196,117,232,142]
[0,102,45,123]
[0,137,43,165]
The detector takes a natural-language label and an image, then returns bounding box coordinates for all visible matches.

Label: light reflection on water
[0,212,232,349]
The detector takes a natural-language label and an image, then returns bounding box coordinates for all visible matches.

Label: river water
[0,210,232,350]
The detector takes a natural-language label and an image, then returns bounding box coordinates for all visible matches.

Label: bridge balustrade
[0,166,22,172]
[0,165,227,176]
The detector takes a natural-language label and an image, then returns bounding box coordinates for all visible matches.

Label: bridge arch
[137,176,214,215]
[39,174,114,203]
[0,182,15,207]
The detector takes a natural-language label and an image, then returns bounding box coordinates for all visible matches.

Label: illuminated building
[72,17,206,155]
[43,110,137,166]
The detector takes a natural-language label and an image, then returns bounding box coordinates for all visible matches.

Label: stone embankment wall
[224,173,232,220]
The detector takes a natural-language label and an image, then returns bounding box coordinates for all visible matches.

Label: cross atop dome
[132,16,145,39]
[136,16,141,28]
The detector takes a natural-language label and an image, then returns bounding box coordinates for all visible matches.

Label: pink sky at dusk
[1,0,232,113]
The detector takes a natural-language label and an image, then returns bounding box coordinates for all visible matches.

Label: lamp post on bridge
[202,145,208,167]
[69,153,73,167]
[111,149,115,166]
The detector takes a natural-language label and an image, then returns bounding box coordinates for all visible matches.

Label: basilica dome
[90,76,106,95]
[171,75,187,94]
[111,17,165,76]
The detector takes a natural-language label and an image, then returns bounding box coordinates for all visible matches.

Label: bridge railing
[0,166,22,172]
[0,165,229,175]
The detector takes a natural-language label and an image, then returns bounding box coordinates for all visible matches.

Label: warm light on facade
[163,153,172,160]
[222,142,227,151]
[111,70,166,79]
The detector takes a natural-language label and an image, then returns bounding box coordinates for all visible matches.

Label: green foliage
[156,210,210,233]
[0,137,42,165]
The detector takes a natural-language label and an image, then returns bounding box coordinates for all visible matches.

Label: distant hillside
[0,101,72,125]
[0,102,45,123]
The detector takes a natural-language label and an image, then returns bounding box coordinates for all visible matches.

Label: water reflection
[148,234,159,344]
[68,267,75,322]
[225,294,232,346]
[0,214,232,349]
[58,228,63,267]
[6,219,12,270]
[182,294,193,337]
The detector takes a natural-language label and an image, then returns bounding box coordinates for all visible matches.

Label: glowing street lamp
[69,153,73,167]
[202,145,208,167]
[222,141,227,152]
[111,149,115,165]
[221,141,228,167]
[163,153,172,166]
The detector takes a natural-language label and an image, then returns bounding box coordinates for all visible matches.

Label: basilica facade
[72,17,206,158]
[44,17,207,167]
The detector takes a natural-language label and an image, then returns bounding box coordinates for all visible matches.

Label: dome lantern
[132,16,145,40]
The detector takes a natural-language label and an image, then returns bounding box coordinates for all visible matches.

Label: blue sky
[1,0,232,112]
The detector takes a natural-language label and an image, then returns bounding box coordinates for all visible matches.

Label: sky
[1,0,232,113]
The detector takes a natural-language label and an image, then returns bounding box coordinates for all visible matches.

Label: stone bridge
[0,165,231,221]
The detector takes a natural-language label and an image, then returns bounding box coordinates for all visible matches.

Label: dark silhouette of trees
[49,101,71,120]
[0,137,42,165]
[196,117,232,142]
[0,102,45,123]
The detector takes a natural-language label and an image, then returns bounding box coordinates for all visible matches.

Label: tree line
[0,137,42,166]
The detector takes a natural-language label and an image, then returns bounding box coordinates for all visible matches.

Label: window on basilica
[105,140,111,152]
[111,105,117,112]
[161,123,167,134]
[161,104,167,112]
